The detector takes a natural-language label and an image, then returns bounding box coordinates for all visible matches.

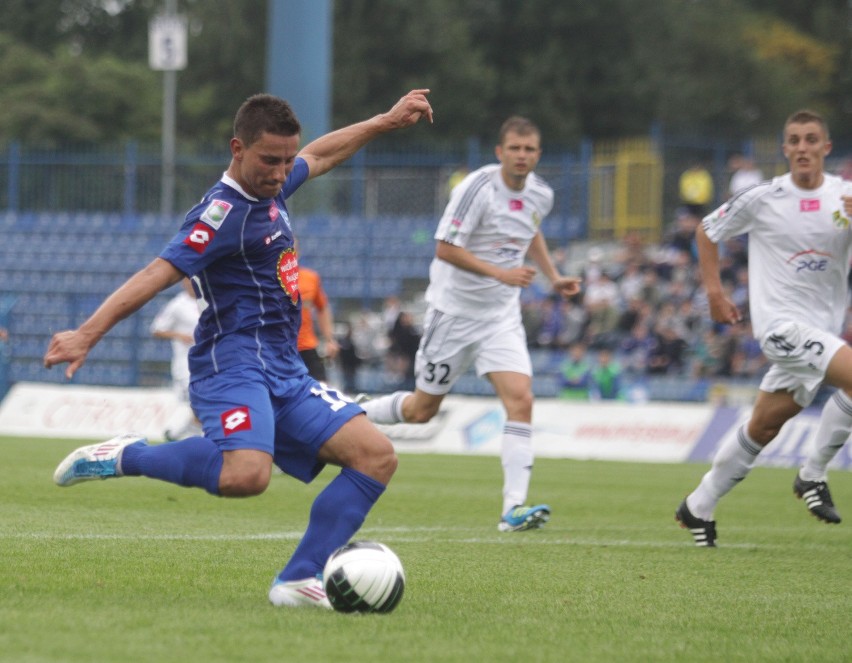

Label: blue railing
[0,294,18,399]
[0,140,594,231]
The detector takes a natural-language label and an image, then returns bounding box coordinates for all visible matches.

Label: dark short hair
[784,109,829,139]
[233,94,301,147]
[498,116,541,145]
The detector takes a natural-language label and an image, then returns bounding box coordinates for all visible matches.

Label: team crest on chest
[277,247,300,305]
[832,209,850,229]
[269,203,292,232]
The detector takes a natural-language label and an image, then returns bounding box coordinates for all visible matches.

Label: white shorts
[759,322,846,407]
[414,308,531,395]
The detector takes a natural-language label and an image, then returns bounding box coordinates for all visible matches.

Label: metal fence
[1,132,802,242]
[0,131,810,400]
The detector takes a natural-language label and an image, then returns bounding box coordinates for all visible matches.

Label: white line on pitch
[0,529,828,550]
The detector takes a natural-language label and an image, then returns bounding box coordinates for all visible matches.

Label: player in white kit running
[677,110,852,546]
[150,278,202,440]
[360,116,582,531]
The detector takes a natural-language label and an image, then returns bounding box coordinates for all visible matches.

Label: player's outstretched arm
[44,258,185,379]
[299,89,433,180]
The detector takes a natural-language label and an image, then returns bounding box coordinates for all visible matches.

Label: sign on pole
[148,14,188,71]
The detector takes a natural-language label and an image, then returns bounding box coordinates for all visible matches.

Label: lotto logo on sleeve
[184,223,216,253]
[221,406,252,436]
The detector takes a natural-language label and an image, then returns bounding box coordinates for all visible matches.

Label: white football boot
[53,434,145,487]
[269,576,332,609]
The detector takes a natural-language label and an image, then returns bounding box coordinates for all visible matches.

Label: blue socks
[277,467,386,581]
[119,440,386,579]
[120,437,223,495]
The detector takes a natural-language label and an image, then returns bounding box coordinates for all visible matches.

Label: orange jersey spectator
[297,265,338,380]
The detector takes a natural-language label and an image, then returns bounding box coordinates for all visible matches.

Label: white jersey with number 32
[702,172,852,340]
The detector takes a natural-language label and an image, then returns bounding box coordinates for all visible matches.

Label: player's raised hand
[382,89,433,128]
[44,330,91,380]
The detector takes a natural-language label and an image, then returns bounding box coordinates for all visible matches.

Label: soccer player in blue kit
[45,88,433,608]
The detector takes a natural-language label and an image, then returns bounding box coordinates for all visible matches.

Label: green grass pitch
[0,435,849,662]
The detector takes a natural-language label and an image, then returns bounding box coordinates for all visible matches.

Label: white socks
[358,391,410,424]
[686,390,852,521]
[800,390,852,482]
[687,425,762,521]
[501,421,534,516]
[361,398,538,519]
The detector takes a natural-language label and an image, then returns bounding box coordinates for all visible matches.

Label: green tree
[2,0,851,149]
[179,0,266,149]
[333,0,495,149]
[0,34,160,146]
[0,0,266,149]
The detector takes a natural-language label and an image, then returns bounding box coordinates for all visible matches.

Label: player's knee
[505,390,534,421]
[377,447,399,483]
[218,465,271,497]
[360,437,398,485]
[746,421,778,447]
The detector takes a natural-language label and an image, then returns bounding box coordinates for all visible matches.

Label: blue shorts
[189,366,363,483]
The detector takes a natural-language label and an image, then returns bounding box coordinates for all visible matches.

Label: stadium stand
[0,207,783,404]
[0,212,445,394]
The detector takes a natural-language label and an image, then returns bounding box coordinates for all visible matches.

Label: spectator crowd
[325,164,852,403]
[521,208,771,399]
[324,205,776,401]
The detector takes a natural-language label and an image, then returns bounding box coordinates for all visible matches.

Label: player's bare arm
[435,240,536,287]
[316,304,340,360]
[152,330,194,345]
[695,223,741,325]
[526,231,582,298]
[299,89,433,180]
[44,258,184,379]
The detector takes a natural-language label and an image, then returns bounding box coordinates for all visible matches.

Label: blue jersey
[160,159,310,380]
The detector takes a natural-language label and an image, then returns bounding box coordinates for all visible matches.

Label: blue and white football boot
[497,504,551,532]
[53,434,145,487]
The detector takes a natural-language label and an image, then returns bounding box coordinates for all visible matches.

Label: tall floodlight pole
[149,0,187,218]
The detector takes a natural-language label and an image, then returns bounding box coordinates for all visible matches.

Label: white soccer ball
[323,540,405,613]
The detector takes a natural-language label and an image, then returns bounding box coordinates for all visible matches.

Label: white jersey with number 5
[426,163,554,321]
[702,172,852,340]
